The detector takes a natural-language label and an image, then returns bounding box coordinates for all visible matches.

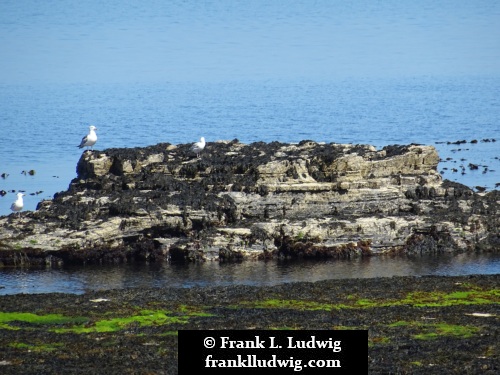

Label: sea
[1,77,498,215]
[0,0,499,293]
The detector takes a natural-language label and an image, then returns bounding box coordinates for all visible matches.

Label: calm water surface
[1,78,499,215]
[1,253,499,295]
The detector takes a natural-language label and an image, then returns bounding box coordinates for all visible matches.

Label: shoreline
[0,274,498,374]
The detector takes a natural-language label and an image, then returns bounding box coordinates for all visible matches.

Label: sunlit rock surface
[0,140,498,265]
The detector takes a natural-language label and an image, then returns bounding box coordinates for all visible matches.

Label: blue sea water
[1,0,499,215]
[1,77,499,215]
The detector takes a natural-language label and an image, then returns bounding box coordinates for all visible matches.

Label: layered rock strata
[0,140,498,265]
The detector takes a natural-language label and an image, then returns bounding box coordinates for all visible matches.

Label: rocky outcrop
[0,140,498,265]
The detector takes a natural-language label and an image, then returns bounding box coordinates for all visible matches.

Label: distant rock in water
[0,140,498,266]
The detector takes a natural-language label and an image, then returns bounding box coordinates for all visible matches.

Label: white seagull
[10,193,25,215]
[78,125,98,150]
[190,136,206,159]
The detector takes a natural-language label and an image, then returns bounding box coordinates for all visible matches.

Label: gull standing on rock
[10,192,25,215]
[191,136,206,159]
[78,125,98,150]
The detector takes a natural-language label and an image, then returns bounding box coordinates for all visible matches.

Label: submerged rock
[0,140,498,265]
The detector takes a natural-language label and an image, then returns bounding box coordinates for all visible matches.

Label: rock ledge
[0,140,498,265]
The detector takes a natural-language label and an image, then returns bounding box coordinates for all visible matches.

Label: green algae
[9,341,64,352]
[354,298,378,308]
[400,289,500,307]
[0,312,88,330]
[53,309,205,334]
[53,310,181,333]
[241,299,343,311]
[1,286,495,340]
[176,304,214,317]
[236,287,499,311]
[1,306,214,334]
[413,323,480,340]
[388,320,480,340]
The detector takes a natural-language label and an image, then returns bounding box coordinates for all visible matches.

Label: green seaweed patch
[9,341,64,352]
[0,312,88,330]
[237,288,499,312]
[388,321,411,327]
[52,308,212,334]
[176,304,214,317]
[388,320,480,340]
[354,298,378,308]
[401,289,500,307]
[53,310,188,333]
[1,305,215,334]
[237,299,347,311]
[413,323,480,340]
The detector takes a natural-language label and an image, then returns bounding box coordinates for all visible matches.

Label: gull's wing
[78,135,88,148]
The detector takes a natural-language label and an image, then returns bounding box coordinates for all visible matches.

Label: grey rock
[0,140,498,265]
